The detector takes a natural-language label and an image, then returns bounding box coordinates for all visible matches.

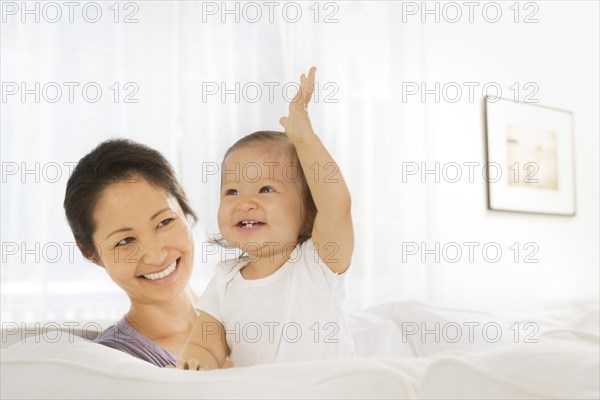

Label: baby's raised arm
[176,311,230,370]
[279,67,354,274]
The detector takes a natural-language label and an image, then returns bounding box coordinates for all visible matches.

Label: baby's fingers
[289,67,317,110]
[290,82,304,107]
[279,116,288,129]
[289,83,309,110]
[175,358,201,370]
[301,67,317,105]
[307,66,316,83]
[187,359,201,370]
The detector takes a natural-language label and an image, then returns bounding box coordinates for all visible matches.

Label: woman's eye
[259,186,274,193]
[157,218,174,228]
[115,237,134,248]
[224,189,238,196]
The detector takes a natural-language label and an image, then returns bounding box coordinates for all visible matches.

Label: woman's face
[90,176,194,305]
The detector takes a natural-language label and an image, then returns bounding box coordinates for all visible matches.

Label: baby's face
[218,145,304,258]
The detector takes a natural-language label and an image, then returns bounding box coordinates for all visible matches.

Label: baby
[177,67,355,369]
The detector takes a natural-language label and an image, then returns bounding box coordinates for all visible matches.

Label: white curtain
[1,1,429,323]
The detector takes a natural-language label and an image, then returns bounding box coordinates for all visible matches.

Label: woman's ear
[76,240,105,268]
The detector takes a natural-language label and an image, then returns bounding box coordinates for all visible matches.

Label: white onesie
[195,238,356,367]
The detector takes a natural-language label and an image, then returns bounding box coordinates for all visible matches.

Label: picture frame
[484,97,576,216]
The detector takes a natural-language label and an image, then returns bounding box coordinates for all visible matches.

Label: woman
[64,138,203,368]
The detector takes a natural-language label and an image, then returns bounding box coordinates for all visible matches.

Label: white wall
[1,1,597,322]
[416,1,599,311]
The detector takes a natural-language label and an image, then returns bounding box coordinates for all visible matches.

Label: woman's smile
[138,257,181,283]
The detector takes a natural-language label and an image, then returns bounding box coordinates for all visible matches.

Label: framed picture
[485,97,576,216]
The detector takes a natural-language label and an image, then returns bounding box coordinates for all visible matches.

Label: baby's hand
[175,358,214,371]
[279,66,317,143]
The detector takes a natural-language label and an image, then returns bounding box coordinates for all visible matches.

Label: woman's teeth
[142,260,177,280]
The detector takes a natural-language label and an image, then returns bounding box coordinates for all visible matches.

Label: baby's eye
[259,186,274,193]
[224,188,238,196]
[157,218,174,228]
[115,237,134,248]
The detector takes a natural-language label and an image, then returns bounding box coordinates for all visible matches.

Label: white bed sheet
[1,335,425,399]
[1,300,598,399]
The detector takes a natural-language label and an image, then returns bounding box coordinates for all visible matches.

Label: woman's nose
[140,239,168,266]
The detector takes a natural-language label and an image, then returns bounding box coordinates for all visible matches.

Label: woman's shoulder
[93,317,129,343]
[94,317,148,349]
[94,316,177,368]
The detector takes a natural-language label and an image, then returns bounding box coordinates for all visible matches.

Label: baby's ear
[76,240,104,268]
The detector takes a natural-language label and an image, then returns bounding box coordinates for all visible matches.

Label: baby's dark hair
[217,130,317,246]
[64,138,197,260]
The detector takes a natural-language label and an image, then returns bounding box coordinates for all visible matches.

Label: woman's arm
[176,311,230,370]
[279,67,354,274]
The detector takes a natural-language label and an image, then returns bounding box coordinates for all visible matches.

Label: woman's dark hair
[64,138,197,260]
[216,130,317,246]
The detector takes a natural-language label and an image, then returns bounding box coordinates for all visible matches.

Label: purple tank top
[94,316,177,368]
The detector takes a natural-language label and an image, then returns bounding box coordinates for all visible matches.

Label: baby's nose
[237,197,258,211]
